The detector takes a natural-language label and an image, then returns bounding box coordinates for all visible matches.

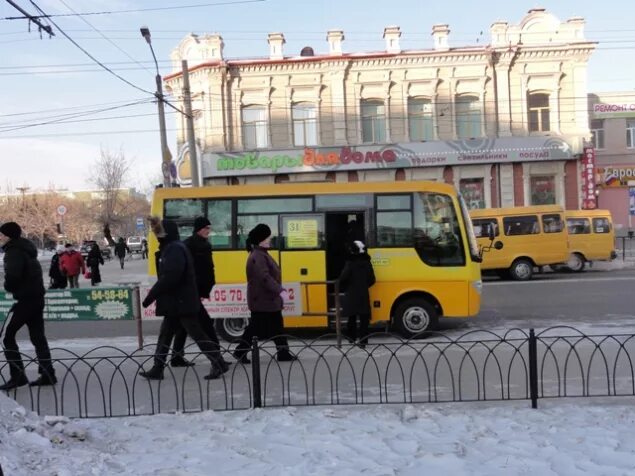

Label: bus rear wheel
[566,253,586,272]
[215,318,249,343]
[509,258,533,281]
[392,298,438,339]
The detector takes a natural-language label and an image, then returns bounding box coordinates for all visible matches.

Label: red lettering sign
[581,147,597,209]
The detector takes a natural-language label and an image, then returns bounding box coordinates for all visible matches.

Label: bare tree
[88,147,131,245]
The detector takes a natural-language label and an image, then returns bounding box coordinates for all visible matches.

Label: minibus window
[472,218,498,238]
[503,216,539,236]
[542,214,564,233]
[164,199,204,219]
[566,218,590,234]
[592,218,611,233]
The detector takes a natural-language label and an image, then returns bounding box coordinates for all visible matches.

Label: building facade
[588,92,635,232]
[165,8,595,210]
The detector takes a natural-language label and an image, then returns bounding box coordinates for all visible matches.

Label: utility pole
[182,60,200,187]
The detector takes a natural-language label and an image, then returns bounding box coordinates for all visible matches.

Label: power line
[2,0,266,20]
[4,0,53,36]
[0,97,152,118]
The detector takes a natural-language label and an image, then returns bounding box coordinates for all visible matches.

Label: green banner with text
[0,287,134,321]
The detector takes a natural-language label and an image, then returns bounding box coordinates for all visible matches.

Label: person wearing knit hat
[233,223,297,364]
[0,221,56,390]
[193,216,211,233]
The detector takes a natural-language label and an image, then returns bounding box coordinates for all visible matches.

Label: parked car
[80,240,112,260]
[126,236,144,254]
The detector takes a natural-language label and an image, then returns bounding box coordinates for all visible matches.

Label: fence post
[251,336,262,408]
[622,237,626,261]
[528,328,538,409]
[334,279,342,349]
[133,286,143,350]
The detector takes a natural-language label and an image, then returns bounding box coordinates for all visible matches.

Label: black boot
[277,351,298,362]
[233,351,251,364]
[0,376,29,391]
[204,364,228,380]
[170,357,195,367]
[30,373,57,386]
[139,366,164,380]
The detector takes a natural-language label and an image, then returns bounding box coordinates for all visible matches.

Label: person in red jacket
[59,243,85,288]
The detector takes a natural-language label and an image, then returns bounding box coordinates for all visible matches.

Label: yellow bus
[564,209,617,272]
[149,181,483,339]
[470,205,569,281]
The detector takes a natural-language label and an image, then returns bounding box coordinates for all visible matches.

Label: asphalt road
[16,258,633,342]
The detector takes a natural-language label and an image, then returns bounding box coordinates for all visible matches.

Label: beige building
[589,91,635,230]
[165,8,595,210]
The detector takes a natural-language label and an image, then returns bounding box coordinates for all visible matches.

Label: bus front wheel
[509,259,533,281]
[214,318,249,343]
[392,298,438,338]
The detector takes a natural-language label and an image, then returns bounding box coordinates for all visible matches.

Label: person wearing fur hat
[139,216,227,380]
[339,240,376,348]
[233,223,297,363]
[169,216,229,367]
[0,222,56,390]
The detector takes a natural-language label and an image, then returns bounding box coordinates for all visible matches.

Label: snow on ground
[2,392,635,476]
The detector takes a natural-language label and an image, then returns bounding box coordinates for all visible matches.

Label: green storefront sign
[0,287,134,321]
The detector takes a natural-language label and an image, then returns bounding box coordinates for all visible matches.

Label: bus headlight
[471,280,483,294]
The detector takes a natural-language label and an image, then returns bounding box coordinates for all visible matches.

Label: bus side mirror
[494,241,504,250]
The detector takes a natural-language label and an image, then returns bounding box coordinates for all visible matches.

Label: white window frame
[360,99,386,144]
[241,105,269,149]
[590,119,605,150]
[455,95,481,139]
[408,97,434,141]
[527,92,551,132]
[292,102,318,147]
[627,119,635,149]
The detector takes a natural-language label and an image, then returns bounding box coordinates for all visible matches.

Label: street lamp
[140,26,172,188]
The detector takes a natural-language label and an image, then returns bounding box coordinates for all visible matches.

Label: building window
[292,103,318,146]
[530,175,556,205]
[408,97,433,141]
[455,95,481,139]
[459,178,485,209]
[242,105,268,149]
[591,119,605,149]
[361,99,386,143]
[527,92,550,132]
[627,119,635,149]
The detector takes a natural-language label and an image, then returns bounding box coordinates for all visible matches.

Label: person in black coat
[114,237,130,270]
[139,217,227,380]
[86,244,104,286]
[48,246,67,289]
[0,222,56,390]
[339,240,376,347]
[169,217,229,367]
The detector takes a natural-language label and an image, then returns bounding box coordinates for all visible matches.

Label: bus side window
[592,217,610,233]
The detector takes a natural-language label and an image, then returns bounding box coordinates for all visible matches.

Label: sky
[1,0,634,192]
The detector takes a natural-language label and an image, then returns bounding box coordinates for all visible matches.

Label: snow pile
[2,394,635,475]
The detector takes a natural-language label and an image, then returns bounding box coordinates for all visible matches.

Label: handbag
[84,270,92,279]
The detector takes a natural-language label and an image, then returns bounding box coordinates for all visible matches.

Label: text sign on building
[140,283,302,319]
[596,166,635,188]
[581,147,597,209]
[592,103,635,119]
[202,137,574,178]
[0,288,134,321]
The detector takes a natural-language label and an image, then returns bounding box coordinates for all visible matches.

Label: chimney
[327,29,344,56]
[383,26,401,54]
[207,33,224,60]
[432,24,450,51]
[490,21,508,48]
[268,32,285,60]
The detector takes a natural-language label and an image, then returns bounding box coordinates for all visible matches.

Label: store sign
[581,147,597,209]
[141,283,302,320]
[202,136,575,178]
[592,103,635,119]
[596,166,635,188]
[459,179,485,209]
[286,219,319,248]
[0,288,134,321]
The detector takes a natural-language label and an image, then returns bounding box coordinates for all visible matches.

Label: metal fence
[2,326,635,418]
[615,235,635,260]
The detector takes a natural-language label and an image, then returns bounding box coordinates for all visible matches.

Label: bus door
[279,214,327,328]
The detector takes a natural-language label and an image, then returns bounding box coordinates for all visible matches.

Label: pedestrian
[59,243,85,288]
[86,243,104,287]
[48,245,67,289]
[0,222,56,390]
[233,224,297,363]
[141,239,148,260]
[114,237,130,270]
[170,217,230,367]
[139,217,227,380]
[339,240,376,348]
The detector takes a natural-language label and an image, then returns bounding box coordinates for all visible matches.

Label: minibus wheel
[566,253,585,272]
[393,298,438,338]
[215,318,249,342]
[509,258,533,281]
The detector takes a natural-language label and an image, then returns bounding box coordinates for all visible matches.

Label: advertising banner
[141,283,303,320]
[581,147,597,209]
[597,166,635,188]
[202,136,575,178]
[591,103,635,119]
[629,188,635,217]
[0,287,135,321]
